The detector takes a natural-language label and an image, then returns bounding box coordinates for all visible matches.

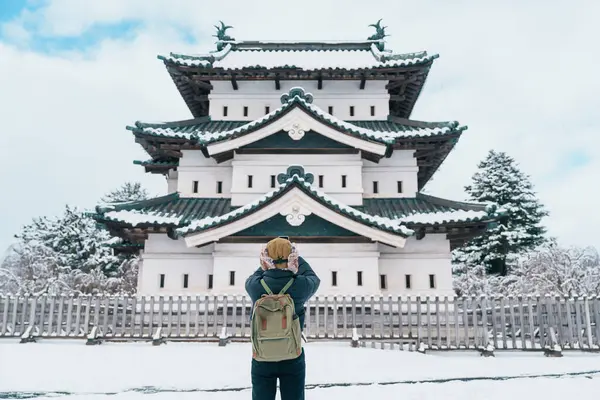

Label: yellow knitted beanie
[266,237,292,269]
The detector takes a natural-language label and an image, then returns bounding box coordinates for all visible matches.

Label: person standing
[245,237,320,400]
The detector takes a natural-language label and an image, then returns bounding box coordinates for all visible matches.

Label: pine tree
[2,182,147,295]
[454,150,548,276]
[101,182,149,203]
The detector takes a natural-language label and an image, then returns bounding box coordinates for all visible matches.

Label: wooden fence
[1,294,599,351]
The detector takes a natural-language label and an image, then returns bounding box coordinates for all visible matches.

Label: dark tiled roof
[360,193,487,219]
[94,193,232,227]
[94,189,491,231]
[129,113,461,143]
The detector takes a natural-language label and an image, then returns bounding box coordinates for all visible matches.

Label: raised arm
[294,257,320,302]
[245,267,264,303]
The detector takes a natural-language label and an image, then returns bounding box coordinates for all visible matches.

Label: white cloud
[0,0,598,252]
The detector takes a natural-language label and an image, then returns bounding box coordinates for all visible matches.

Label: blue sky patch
[564,149,591,169]
[0,0,33,22]
[26,20,142,53]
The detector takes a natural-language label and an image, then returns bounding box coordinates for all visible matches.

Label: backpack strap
[279,278,295,295]
[260,279,274,295]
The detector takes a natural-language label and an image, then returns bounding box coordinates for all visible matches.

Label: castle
[93,21,499,297]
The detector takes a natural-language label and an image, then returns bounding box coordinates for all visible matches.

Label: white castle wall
[209,80,389,121]
[138,234,453,296]
[230,153,363,206]
[362,150,419,198]
[176,151,419,205]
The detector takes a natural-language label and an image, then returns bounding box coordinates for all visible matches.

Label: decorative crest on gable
[283,122,308,141]
[277,165,315,185]
[368,19,388,51]
[280,87,314,104]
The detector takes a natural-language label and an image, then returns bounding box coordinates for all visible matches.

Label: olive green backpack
[251,278,302,362]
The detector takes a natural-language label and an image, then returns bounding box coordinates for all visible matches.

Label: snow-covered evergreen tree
[101,182,149,203]
[453,150,548,276]
[1,182,149,295]
[16,205,120,276]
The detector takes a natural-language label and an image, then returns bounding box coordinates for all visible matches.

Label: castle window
[357,271,363,286]
[248,175,253,188]
[270,175,276,188]
[223,106,228,117]
[183,274,189,289]
[380,274,387,290]
[159,274,165,289]
[397,181,403,193]
[243,106,248,117]
[192,181,199,193]
[349,106,355,117]
[265,106,270,114]
[332,271,338,287]
[429,274,436,289]
[405,274,412,289]
[318,175,324,188]
[341,175,347,188]
[216,181,223,194]
[230,271,236,286]
[373,181,379,194]
[328,106,333,115]
[370,105,375,116]
[208,274,213,289]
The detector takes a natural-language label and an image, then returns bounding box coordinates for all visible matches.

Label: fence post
[219,327,229,347]
[20,325,35,343]
[86,325,101,346]
[152,326,165,346]
[584,295,594,348]
[544,327,563,357]
[351,327,359,348]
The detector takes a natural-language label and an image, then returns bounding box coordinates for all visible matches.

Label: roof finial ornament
[213,21,235,51]
[280,87,314,104]
[368,19,388,51]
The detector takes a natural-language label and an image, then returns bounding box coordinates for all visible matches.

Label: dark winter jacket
[245,256,320,330]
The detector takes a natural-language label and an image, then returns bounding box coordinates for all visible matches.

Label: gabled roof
[129,90,462,145]
[159,42,438,71]
[158,23,438,119]
[93,168,501,249]
[178,166,413,248]
[128,89,466,187]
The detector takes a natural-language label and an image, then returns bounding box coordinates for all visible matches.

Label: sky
[0,0,599,254]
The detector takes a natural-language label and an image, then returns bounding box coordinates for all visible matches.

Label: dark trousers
[251,350,305,400]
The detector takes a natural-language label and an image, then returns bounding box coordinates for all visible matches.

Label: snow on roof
[213,49,379,70]
[159,41,437,70]
[398,210,491,225]
[177,173,413,237]
[104,210,182,227]
[134,89,459,144]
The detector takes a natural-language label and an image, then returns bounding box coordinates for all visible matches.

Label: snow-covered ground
[0,340,599,399]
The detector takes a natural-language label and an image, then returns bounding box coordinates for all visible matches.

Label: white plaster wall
[363,150,418,198]
[230,153,364,206]
[173,148,420,202]
[209,80,389,121]
[139,234,215,295]
[378,234,454,297]
[177,150,232,197]
[210,243,380,296]
[166,171,178,194]
[137,237,454,297]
